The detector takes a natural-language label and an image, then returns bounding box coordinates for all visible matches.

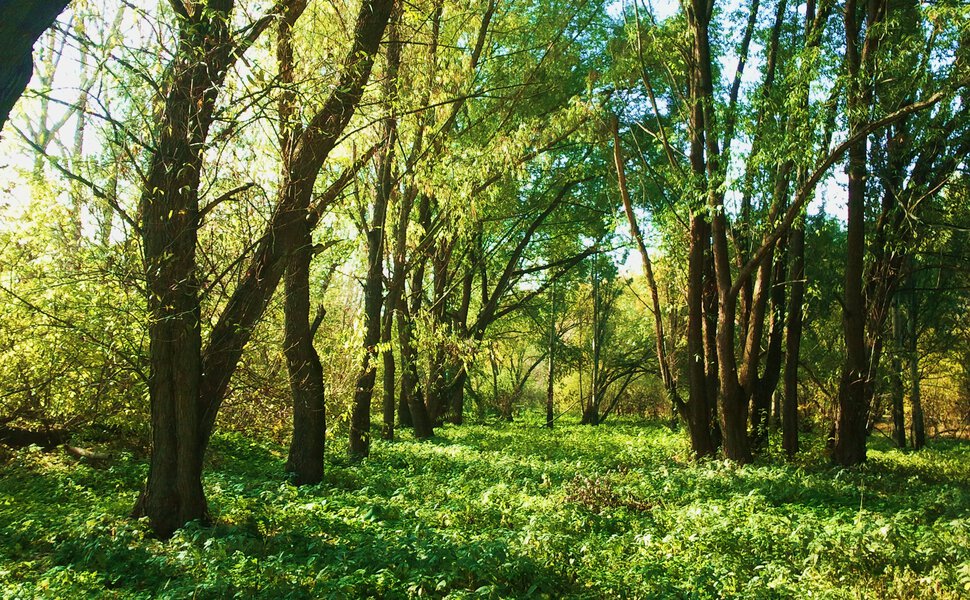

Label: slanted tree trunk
[0,0,69,132]
[196,0,393,443]
[611,116,685,421]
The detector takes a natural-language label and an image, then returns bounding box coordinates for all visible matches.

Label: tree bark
[273,0,327,486]
[0,0,69,132]
[446,265,473,425]
[890,299,906,448]
[782,214,805,458]
[133,2,242,538]
[909,292,925,449]
[834,0,885,467]
[686,213,716,457]
[546,284,556,429]
[350,6,401,458]
[283,226,326,483]
[196,0,393,444]
[398,196,434,438]
[611,116,684,420]
[426,238,453,424]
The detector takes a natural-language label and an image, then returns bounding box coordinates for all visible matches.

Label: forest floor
[0,416,968,599]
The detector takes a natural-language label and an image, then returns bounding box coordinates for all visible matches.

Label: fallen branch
[64,445,109,462]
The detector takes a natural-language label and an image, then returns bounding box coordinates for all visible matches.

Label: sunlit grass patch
[1,418,968,598]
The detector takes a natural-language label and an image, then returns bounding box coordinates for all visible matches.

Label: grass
[1,416,968,598]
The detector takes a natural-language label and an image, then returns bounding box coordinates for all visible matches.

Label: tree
[134,0,394,537]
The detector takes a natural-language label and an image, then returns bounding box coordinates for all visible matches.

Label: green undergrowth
[1,417,968,598]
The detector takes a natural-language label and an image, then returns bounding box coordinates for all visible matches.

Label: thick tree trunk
[349,187,388,458]
[833,146,870,466]
[781,0,825,459]
[397,297,426,435]
[427,240,453,424]
[446,266,473,426]
[743,249,774,447]
[750,242,787,449]
[133,7,239,539]
[387,197,412,431]
[196,0,393,446]
[135,0,392,537]
[446,366,467,425]
[275,0,326,484]
[283,228,326,484]
[686,214,716,457]
[703,248,722,450]
[397,195,434,438]
[834,0,881,467]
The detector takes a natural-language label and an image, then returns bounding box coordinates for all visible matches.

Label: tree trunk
[782,214,805,458]
[546,286,556,429]
[612,117,684,420]
[834,0,881,467]
[890,299,906,448]
[686,213,716,457]
[780,0,826,459]
[426,239,453,424]
[133,5,240,539]
[283,227,326,484]
[446,366,467,425]
[750,242,787,449]
[909,294,925,449]
[351,5,401,457]
[135,0,392,537]
[387,199,412,431]
[446,265,473,425]
[349,170,388,458]
[0,0,69,132]
[381,333,396,439]
[397,194,434,438]
[397,299,431,437]
[694,0,750,463]
[275,0,326,485]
